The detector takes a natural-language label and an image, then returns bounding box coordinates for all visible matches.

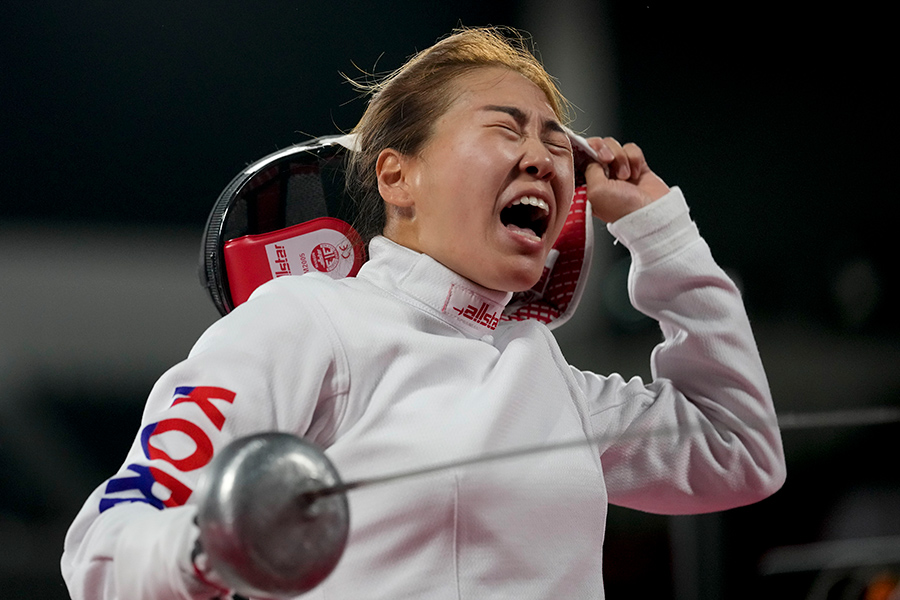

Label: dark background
[1,2,897,598]
[4,2,896,331]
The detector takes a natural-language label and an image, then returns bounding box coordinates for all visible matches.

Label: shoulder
[237,272,374,317]
[190,274,360,356]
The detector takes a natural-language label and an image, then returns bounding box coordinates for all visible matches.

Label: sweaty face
[386,67,575,292]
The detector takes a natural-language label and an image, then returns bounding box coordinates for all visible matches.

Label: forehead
[444,67,559,121]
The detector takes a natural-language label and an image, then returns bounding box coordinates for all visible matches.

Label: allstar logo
[452,301,500,330]
[443,284,502,331]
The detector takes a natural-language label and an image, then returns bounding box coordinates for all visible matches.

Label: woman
[62,27,785,599]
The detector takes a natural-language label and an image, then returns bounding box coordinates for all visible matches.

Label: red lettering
[453,303,499,331]
[171,386,236,430]
[148,466,193,507]
[143,418,214,472]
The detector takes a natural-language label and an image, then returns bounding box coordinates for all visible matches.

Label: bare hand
[584,137,669,223]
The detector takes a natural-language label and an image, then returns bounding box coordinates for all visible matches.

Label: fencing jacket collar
[357,236,513,339]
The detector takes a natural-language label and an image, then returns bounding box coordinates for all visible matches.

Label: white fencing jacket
[62,188,786,599]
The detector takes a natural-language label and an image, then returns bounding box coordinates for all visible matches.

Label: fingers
[581,136,670,222]
[586,137,648,182]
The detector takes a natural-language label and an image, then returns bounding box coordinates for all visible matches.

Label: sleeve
[60,277,351,599]
[572,187,786,514]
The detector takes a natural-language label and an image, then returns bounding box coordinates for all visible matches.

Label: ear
[376,148,415,209]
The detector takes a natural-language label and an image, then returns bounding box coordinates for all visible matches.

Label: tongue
[507,223,540,241]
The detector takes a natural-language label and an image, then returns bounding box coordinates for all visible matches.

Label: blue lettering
[99,464,164,512]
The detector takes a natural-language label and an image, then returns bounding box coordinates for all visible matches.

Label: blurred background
[1,1,897,598]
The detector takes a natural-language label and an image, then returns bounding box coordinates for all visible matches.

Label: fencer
[62,26,786,600]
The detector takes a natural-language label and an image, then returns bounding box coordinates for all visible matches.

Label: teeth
[511,196,549,214]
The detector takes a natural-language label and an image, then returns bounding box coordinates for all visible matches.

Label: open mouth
[500,196,550,240]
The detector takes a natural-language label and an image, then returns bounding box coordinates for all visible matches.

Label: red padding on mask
[223,217,366,308]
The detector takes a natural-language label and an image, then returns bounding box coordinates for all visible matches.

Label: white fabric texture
[61,187,785,599]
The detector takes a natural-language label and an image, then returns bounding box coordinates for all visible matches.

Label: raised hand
[583,137,670,223]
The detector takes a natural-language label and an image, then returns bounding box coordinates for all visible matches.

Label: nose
[520,139,554,180]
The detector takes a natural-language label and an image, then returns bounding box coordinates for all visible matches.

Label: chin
[460,250,547,293]
[484,266,544,293]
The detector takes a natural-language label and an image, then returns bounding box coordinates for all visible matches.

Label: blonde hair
[346,26,569,241]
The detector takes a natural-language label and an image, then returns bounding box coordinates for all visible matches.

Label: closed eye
[543,137,572,154]
[492,123,521,136]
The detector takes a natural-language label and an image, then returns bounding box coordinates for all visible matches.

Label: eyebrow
[482,105,567,136]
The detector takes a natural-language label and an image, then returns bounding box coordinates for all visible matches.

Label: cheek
[557,181,575,215]
[427,145,483,195]
[560,186,575,213]
[550,191,575,240]
[455,130,518,171]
